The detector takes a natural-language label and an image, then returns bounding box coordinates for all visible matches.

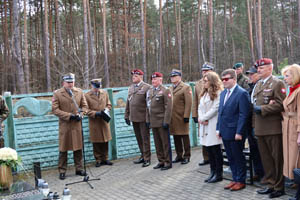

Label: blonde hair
[281,64,300,86]
[200,71,224,100]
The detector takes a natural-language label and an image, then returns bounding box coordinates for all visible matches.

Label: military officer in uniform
[85,79,113,167]
[0,96,9,148]
[252,58,286,198]
[52,73,88,180]
[169,69,193,164]
[125,69,151,167]
[146,72,173,170]
[233,63,250,90]
[192,62,214,166]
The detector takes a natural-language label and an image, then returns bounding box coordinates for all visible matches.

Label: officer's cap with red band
[131,69,144,75]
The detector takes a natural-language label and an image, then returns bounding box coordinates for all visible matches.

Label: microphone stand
[65,90,100,189]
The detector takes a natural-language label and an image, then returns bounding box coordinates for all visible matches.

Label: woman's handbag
[293,148,300,184]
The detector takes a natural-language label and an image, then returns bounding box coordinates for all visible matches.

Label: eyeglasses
[221,77,233,82]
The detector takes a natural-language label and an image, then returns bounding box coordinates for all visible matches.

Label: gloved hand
[146,122,150,129]
[163,123,169,129]
[184,118,189,123]
[75,114,83,121]
[253,105,262,114]
[193,117,198,123]
[70,114,82,121]
[95,111,102,117]
[70,114,77,121]
[125,119,131,126]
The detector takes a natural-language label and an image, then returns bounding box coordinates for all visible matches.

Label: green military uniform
[237,73,250,90]
[0,96,9,148]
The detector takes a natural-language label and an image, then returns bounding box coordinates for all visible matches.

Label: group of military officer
[52,74,113,180]
[125,69,193,170]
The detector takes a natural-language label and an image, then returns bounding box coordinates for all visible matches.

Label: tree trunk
[257,0,262,58]
[44,0,51,91]
[24,0,30,93]
[158,0,163,72]
[196,0,203,71]
[102,0,110,87]
[54,0,65,72]
[87,0,96,78]
[208,0,213,63]
[247,0,255,63]
[12,0,25,93]
[140,0,147,78]
[83,0,89,88]
[174,0,182,70]
[298,0,300,52]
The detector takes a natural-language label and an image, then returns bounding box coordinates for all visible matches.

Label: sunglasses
[221,77,233,82]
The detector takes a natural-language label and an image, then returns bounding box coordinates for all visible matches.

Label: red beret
[151,72,163,79]
[255,58,273,67]
[131,69,144,75]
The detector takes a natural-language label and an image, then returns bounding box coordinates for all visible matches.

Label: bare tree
[87,0,96,78]
[196,0,203,71]
[55,0,65,72]
[44,0,51,91]
[83,0,89,88]
[140,0,147,78]
[158,0,163,71]
[23,0,30,93]
[102,0,110,87]
[12,0,25,93]
[247,0,255,63]
[208,0,213,63]
[257,0,262,58]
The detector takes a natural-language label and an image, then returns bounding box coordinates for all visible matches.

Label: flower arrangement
[0,147,21,169]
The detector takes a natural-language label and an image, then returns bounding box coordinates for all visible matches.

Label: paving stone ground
[23,147,293,200]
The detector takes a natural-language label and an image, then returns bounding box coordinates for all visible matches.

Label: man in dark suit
[217,69,250,191]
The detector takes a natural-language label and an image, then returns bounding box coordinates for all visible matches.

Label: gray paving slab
[22,148,292,200]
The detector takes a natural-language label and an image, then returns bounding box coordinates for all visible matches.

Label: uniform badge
[281,88,286,94]
[168,93,172,98]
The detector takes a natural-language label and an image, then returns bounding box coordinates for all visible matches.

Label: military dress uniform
[170,81,193,163]
[52,73,88,179]
[253,70,285,193]
[0,96,9,148]
[146,73,173,170]
[85,79,112,167]
[125,70,151,165]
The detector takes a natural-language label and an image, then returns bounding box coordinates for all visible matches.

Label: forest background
[0,0,297,94]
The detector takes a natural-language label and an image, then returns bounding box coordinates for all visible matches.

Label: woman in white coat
[198,71,223,183]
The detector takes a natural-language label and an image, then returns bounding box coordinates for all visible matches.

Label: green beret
[233,63,243,69]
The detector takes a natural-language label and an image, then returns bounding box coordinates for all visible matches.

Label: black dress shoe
[268,190,285,199]
[95,162,101,167]
[172,157,184,163]
[207,174,223,183]
[142,160,151,167]
[181,158,190,164]
[153,163,164,169]
[198,160,209,166]
[161,165,172,170]
[75,170,87,176]
[59,173,66,180]
[257,187,274,195]
[101,160,113,165]
[204,172,215,183]
[133,157,144,164]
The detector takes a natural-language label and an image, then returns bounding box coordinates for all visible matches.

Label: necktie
[224,89,231,104]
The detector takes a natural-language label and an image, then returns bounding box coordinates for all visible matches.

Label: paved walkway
[25,148,292,200]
